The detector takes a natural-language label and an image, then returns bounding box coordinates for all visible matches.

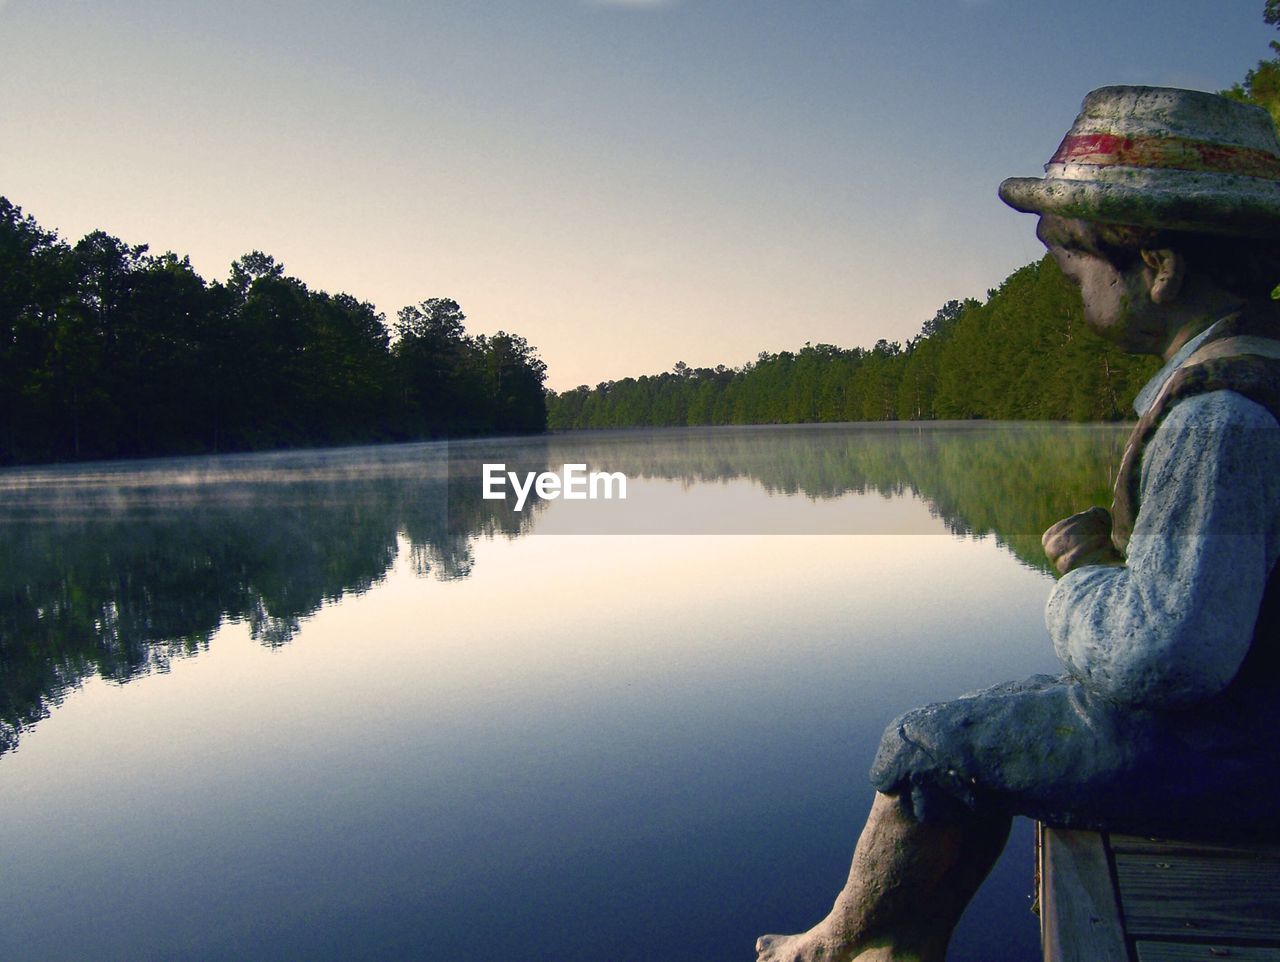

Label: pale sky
[1,0,1268,390]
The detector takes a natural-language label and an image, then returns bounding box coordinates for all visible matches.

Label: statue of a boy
[757,85,1280,962]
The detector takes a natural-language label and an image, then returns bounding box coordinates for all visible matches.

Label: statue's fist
[1042,506,1124,576]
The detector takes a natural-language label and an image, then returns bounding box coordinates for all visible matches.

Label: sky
[1,0,1271,390]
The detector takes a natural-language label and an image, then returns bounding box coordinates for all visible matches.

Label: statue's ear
[1140,249,1185,304]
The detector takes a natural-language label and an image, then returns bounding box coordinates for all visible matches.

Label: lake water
[0,423,1128,961]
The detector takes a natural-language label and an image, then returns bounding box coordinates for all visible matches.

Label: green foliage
[1222,2,1280,129]
[548,257,1161,431]
[0,198,549,465]
[392,300,548,437]
[1222,5,1280,297]
[1223,59,1280,129]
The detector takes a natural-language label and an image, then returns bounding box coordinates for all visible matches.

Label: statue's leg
[755,791,1011,962]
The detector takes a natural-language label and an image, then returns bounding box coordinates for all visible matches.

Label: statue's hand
[1042,506,1124,576]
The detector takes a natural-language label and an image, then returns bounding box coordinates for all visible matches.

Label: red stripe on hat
[1049,132,1280,180]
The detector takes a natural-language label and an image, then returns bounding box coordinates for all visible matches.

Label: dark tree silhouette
[0,200,549,466]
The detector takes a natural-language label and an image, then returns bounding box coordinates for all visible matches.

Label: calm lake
[0,423,1127,961]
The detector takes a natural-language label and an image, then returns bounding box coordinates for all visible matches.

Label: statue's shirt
[870,317,1280,837]
[1046,323,1280,707]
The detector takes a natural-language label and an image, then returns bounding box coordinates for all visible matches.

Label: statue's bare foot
[756,925,936,962]
[755,929,848,961]
[754,792,999,962]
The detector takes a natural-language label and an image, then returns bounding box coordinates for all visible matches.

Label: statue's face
[1036,222,1168,356]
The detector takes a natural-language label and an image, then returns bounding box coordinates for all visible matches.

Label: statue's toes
[756,933,783,958]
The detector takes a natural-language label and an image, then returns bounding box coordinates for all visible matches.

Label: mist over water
[0,423,1126,961]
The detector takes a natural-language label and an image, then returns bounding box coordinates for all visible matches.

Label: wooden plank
[1041,827,1131,962]
[1112,835,1280,859]
[1116,851,1280,942]
[1135,943,1280,961]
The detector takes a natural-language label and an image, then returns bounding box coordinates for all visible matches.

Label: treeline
[548,256,1162,430]
[0,198,548,465]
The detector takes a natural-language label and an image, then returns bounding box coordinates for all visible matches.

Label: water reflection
[0,442,547,754]
[525,423,1126,563]
[0,423,1125,755]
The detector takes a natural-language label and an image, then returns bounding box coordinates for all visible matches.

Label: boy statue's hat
[999,85,1280,238]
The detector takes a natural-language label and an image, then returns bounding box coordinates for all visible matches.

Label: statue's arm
[1045,390,1280,708]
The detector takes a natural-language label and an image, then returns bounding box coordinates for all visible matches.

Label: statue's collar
[1131,303,1280,415]
[1132,320,1227,416]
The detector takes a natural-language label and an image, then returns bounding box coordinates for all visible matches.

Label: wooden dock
[1038,824,1280,961]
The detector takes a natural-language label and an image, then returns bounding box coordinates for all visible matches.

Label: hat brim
[999,174,1280,239]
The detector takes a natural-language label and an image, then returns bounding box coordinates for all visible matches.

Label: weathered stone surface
[999,86,1280,238]
[871,324,1280,840]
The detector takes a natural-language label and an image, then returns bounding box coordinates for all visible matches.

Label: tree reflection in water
[0,423,1124,756]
